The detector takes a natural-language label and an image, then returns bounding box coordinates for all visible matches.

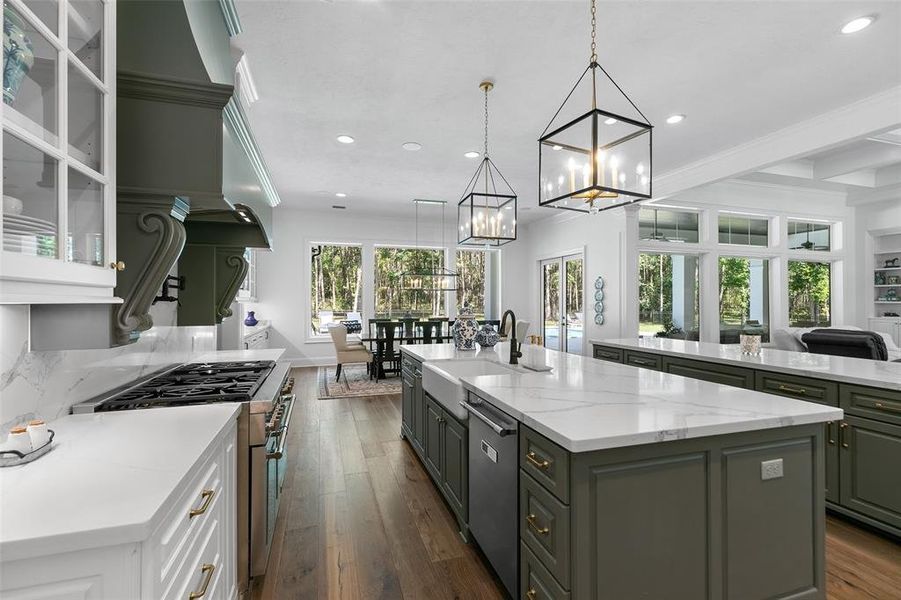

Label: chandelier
[458,81,517,246]
[401,199,459,293]
[538,0,652,214]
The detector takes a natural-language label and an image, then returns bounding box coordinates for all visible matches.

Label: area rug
[318,364,402,399]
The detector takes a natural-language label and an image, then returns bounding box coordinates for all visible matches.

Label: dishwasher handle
[460,401,516,437]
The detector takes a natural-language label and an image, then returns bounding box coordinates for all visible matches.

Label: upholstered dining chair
[328,324,373,381]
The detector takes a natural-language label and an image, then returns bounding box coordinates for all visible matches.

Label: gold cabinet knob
[110,261,125,271]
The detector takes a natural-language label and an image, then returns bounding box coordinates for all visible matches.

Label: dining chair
[375,321,404,377]
[328,324,373,381]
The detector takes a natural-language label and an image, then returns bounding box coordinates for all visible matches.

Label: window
[639,208,699,243]
[456,249,487,318]
[719,257,770,343]
[237,249,256,301]
[788,261,831,327]
[719,214,768,246]
[375,247,446,318]
[638,253,700,340]
[310,244,363,335]
[788,220,831,251]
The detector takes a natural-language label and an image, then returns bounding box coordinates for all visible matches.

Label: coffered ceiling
[234,1,901,220]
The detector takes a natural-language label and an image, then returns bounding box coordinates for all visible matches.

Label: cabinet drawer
[521,542,570,600]
[840,384,901,426]
[520,471,571,589]
[150,447,224,591]
[623,350,662,371]
[592,345,623,363]
[662,357,754,389]
[520,426,571,505]
[162,514,223,600]
[402,355,421,375]
[755,372,838,406]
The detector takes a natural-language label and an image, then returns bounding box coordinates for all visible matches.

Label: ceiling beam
[758,159,814,179]
[653,85,901,200]
[812,143,901,180]
[846,182,901,206]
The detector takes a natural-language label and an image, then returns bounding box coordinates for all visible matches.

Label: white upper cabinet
[1,0,117,303]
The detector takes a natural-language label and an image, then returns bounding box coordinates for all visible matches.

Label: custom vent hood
[30,0,252,348]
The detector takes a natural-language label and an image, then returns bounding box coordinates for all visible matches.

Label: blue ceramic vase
[475,324,499,348]
[244,311,258,326]
[3,7,34,106]
[452,306,479,350]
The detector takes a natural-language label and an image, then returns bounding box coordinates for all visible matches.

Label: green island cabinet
[593,342,901,538]
[401,353,468,535]
[519,422,827,599]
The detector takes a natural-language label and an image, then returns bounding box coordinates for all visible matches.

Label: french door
[541,253,584,354]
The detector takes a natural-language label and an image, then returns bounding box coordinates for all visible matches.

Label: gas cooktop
[87,361,277,411]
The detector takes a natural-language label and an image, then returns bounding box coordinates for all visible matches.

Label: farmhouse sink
[422,360,520,420]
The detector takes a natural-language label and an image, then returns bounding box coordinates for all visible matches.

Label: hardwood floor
[253,368,900,600]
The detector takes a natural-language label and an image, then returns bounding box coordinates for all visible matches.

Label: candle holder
[740,334,762,356]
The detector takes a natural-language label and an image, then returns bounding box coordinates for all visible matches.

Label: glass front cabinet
[1,0,116,302]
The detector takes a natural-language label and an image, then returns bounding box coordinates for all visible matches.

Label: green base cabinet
[521,423,827,600]
[592,342,901,538]
[400,352,468,535]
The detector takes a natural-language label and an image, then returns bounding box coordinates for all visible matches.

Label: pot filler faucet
[499,310,523,365]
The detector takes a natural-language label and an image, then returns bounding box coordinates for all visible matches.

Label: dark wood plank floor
[252,368,901,600]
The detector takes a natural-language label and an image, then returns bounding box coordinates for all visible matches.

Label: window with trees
[788,220,831,251]
[719,257,770,343]
[719,214,768,246]
[375,247,446,318]
[310,244,363,335]
[788,261,831,327]
[639,208,699,243]
[638,253,700,340]
[456,249,487,318]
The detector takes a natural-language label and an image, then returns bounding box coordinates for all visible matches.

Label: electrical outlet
[761,458,784,481]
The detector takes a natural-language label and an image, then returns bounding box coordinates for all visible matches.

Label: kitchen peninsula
[400,342,842,599]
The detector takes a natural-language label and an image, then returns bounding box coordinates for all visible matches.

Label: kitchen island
[400,342,842,599]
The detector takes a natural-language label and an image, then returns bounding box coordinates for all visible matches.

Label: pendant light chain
[483,84,490,157]
[590,0,597,64]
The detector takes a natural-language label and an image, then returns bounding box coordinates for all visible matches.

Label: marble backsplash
[0,303,217,433]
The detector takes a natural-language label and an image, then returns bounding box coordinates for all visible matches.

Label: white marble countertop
[402,343,842,453]
[590,338,901,391]
[0,403,241,562]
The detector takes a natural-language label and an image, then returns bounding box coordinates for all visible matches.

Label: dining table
[359,334,454,379]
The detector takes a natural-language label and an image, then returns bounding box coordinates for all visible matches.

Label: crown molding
[218,0,243,36]
[223,98,282,207]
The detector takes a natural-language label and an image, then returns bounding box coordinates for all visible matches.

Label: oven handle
[265,393,295,460]
[460,401,516,437]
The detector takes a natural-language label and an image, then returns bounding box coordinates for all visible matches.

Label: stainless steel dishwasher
[461,394,519,599]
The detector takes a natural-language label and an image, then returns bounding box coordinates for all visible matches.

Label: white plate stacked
[3,213,57,256]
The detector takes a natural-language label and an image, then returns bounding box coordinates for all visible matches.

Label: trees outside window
[719,257,770,343]
[638,253,700,340]
[375,247,446,318]
[456,249,486,318]
[788,261,831,327]
[310,244,363,334]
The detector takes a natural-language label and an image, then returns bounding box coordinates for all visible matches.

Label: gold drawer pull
[874,401,901,414]
[189,489,215,519]
[189,563,215,599]
[826,421,835,445]
[526,514,550,536]
[526,589,538,599]
[526,451,549,470]
[778,384,807,396]
[840,422,849,449]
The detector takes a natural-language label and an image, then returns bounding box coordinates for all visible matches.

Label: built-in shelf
[874,267,901,271]
[875,249,901,254]
[875,285,901,288]
[875,301,901,304]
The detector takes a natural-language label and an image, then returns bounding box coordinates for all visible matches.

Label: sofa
[771,326,901,362]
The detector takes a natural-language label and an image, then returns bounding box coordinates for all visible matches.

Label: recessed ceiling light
[841,16,874,34]
[402,142,422,151]
[336,135,354,144]
[665,114,685,125]
[335,192,347,198]
[604,118,617,125]
[464,151,480,158]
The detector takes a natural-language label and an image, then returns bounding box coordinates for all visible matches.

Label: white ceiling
[234,1,901,222]
[738,128,901,204]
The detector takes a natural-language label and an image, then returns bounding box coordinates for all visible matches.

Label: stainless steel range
[72,359,295,596]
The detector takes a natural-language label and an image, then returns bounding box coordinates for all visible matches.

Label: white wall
[251,205,508,366]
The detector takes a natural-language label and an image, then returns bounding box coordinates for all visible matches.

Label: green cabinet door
[401,372,414,438]
[662,357,754,389]
[412,372,426,457]
[441,412,468,522]
[825,420,840,504]
[424,395,444,482]
[839,416,901,531]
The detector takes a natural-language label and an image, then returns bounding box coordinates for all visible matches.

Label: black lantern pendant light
[538,0,652,214]
[401,199,460,293]
[458,81,517,246]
